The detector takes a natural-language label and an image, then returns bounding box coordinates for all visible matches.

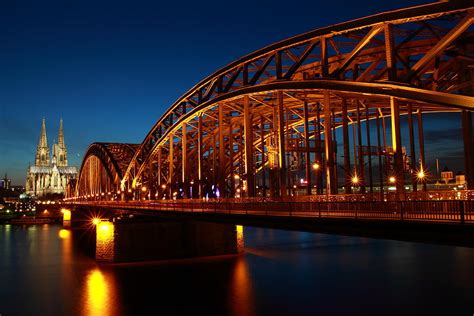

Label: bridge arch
[73,1,474,201]
[76,143,139,198]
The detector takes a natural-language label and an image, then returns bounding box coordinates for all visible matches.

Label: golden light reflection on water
[58,229,71,239]
[230,256,255,316]
[236,225,244,253]
[82,268,117,316]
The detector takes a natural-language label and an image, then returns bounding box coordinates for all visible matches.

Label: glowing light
[312,162,320,170]
[141,186,147,192]
[389,176,396,184]
[84,269,112,315]
[351,175,359,185]
[161,184,166,189]
[96,222,115,263]
[236,225,244,253]
[58,229,71,239]
[43,210,48,214]
[117,190,121,194]
[234,174,240,180]
[417,169,425,180]
[92,218,101,225]
[63,210,71,221]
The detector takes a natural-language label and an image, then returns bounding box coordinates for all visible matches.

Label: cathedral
[26,119,78,198]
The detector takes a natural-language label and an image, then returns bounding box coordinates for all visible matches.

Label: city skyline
[0,0,463,185]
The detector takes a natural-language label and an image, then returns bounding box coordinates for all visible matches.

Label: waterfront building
[25,119,77,198]
[1,174,11,190]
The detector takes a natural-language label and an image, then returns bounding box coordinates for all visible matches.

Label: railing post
[399,201,404,221]
[460,200,465,224]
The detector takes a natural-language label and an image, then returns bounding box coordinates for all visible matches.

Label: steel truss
[74,1,474,200]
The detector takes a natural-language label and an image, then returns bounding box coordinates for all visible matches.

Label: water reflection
[1,224,474,316]
[82,268,118,316]
[229,256,255,316]
[59,229,71,239]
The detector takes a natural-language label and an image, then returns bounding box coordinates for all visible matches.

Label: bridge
[63,2,474,256]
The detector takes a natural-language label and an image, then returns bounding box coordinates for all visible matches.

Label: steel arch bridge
[73,1,474,202]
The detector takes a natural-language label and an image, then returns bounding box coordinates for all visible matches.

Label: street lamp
[417,169,425,181]
[312,162,320,170]
[389,176,396,184]
[351,174,360,194]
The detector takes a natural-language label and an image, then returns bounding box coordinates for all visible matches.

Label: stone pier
[95,220,244,263]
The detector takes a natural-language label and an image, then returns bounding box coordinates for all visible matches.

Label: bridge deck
[70,199,474,225]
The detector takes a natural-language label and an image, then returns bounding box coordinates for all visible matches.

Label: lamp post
[351,174,360,194]
[417,168,426,192]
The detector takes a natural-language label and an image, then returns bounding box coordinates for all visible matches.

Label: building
[26,119,78,198]
[1,174,11,190]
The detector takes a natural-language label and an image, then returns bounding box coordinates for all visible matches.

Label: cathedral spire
[35,118,50,166]
[54,118,68,167]
[40,118,48,148]
[58,118,64,146]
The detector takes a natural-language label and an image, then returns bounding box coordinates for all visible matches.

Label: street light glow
[351,175,359,184]
[417,170,425,180]
[389,176,396,184]
[92,218,101,225]
[312,162,320,170]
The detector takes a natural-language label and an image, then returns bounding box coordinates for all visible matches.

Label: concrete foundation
[95,220,243,263]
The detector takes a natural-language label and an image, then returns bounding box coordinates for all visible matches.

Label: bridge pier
[94,220,244,263]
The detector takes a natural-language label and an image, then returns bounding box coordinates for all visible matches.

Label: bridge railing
[79,197,474,225]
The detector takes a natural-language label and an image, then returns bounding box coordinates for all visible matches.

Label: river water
[0,224,473,315]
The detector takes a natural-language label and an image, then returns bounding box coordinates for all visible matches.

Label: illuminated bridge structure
[68,2,474,230]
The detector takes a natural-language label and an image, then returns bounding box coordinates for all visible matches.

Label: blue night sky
[0,0,464,185]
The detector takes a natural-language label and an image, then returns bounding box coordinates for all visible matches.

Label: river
[0,224,473,315]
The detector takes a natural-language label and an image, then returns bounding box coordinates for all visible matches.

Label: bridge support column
[243,96,255,197]
[390,97,405,194]
[407,104,417,192]
[198,115,203,198]
[303,101,312,195]
[417,107,427,191]
[315,107,323,195]
[365,104,373,193]
[341,99,351,194]
[376,110,384,198]
[94,220,243,263]
[462,110,473,189]
[323,90,337,195]
[182,123,188,198]
[356,100,365,193]
[169,132,174,198]
[62,209,71,229]
[277,91,287,197]
[260,115,266,197]
[218,104,227,197]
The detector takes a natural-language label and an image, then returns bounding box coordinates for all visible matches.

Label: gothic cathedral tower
[52,119,68,167]
[26,118,77,198]
[35,118,50,166]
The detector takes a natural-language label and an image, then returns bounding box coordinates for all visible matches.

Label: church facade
[26,119,78,198]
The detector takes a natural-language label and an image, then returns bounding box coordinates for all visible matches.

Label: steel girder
[76,143,139,197]
[68,2,474,198]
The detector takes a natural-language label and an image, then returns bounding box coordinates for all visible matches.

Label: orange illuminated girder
[75,2,474,199]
